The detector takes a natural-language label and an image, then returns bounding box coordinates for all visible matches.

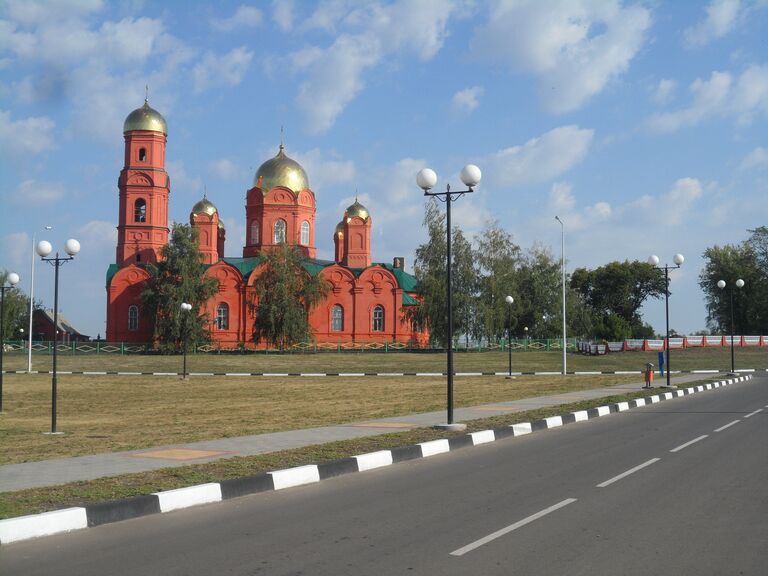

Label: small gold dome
[345,198,370,222]
[124,99,167,134]
[335,220,344,237]
[217,219,225,230]
[253,144,309,193]
[190,196,218,220]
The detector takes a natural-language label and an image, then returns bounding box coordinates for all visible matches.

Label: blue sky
[1,0,767,339]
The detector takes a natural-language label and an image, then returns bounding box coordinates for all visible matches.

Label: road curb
[6,369,767,377]
[0,375,753,545]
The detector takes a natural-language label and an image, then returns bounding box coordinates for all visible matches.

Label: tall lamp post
[648,253,684,388]
[28,225,52,373]
[505,295,514,378]
[417,164,482,428]
[554,216,567,375]
[180,302,192,380]
[37,238,80,434]
[1,272,21,413]
[717,278,744,375]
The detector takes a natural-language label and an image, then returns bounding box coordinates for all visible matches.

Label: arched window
[128,305,139,331]
[301,221,310,245]
[139,148,146,162]
[332,305,344,332]
[216,303,229,330]
[134,199,147,222]
[274,219,287,244]
[250,221,260,244]
[372,305,384,332]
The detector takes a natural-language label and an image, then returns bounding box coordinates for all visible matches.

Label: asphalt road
[3,376,766,575]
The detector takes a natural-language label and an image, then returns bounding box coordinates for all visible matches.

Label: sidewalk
[0,374,709,493]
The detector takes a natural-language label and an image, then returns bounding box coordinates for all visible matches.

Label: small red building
[106,99,424,347]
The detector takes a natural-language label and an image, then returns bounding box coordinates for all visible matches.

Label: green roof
[106,257,420,304]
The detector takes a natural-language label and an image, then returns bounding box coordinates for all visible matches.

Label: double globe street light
[1,272,21,413]
[417,164,482,429]
[37,238,81,434]
[648,253,684,388]
[717,278,745,375]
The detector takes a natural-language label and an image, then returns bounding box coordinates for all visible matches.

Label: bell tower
[115,97,170,267]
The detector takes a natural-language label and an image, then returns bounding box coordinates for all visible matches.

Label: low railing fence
[2,338,579,355]
[578,335,765,355]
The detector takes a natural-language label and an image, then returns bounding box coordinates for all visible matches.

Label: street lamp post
[717,278,745,375]
[1,272,21,413]
[28,225,52,373]
[648,253,684,388]
[180,302,192,379]
[505,295,514,378]
[417,164,482,428]
[554,216,567,375]
[37,238,80,434]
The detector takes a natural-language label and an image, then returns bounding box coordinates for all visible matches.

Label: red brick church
[106,99,424,347]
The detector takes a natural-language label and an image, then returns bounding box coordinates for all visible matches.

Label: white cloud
[291,0,459,133]
[272,0,294,32]
[192,47,253,93]
[0,231,30,269]
[2,0,103,26]
[0,110,55,156]
[211,5,263,32]
[11,179,65,206]
[648,65,768,132]
[451,86,484,114]
[739,146,768,170]
[77,220,117,245]
[653,79,676,104]
[291,148,356,194]
[483,125,595,188]
[549,182,576,212]
[167,160,203,196]
[684,0,742,47]
[208,159,240,180]
[470,0,651,114]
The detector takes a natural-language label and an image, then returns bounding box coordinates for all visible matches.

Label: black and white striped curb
[0,375,754,545]
[5,369,766,378]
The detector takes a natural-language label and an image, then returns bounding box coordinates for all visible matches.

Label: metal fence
[2,338,579,355]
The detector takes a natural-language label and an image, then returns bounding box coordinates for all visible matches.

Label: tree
[474,219,520,343]
[451,227,478,347]
[409,200,449,347]
[141,223,219,353]
[515,244,561,338]
[250,243,329,348]
[570,260,666,340]
[1,270,29,340]
[699,227,767,334]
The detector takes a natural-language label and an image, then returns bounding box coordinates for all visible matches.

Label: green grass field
[4,345,767,373]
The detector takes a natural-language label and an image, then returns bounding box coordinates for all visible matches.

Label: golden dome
[217,219,225,230]
[335,220,344,237]
[253,144,308,193]
[345,198,370,222]
[190,196,218,220]
[124,99,167,134]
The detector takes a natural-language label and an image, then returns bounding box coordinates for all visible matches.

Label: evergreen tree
[141,223,218,353]
[250,243,328,349]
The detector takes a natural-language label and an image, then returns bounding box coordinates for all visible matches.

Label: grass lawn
[4,345,767,374]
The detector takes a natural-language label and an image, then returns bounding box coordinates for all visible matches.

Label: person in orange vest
[644,362,654,388]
